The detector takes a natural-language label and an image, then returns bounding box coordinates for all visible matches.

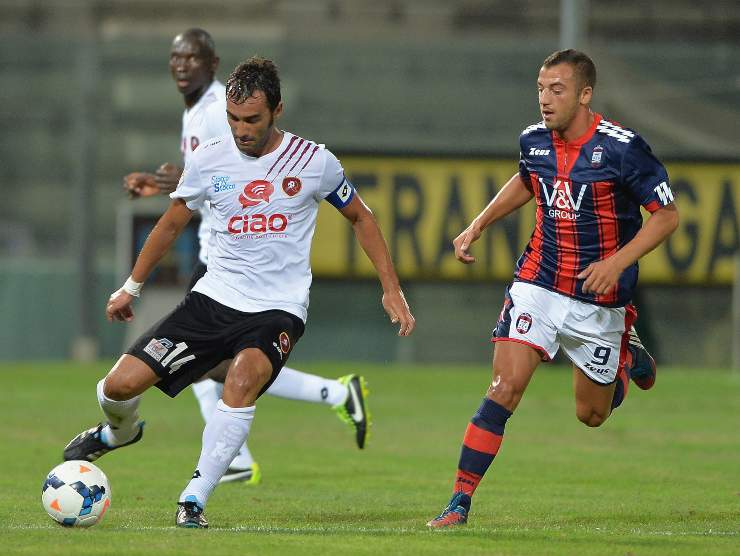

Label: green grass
[0,362,738,555]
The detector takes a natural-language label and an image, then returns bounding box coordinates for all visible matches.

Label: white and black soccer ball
[41,460,111,527]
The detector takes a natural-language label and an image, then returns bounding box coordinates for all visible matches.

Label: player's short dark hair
[542,49,596,91]
[179,28,216,61]
[226,56,282,111]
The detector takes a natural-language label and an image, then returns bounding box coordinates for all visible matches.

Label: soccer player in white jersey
[64,55,415,528]
[123,29,374,486]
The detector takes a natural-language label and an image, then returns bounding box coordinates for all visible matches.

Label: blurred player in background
[427,49,678,528]
[65,55,415,528]
[124,29,373,486]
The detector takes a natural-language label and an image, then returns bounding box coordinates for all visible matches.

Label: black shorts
[187,262,207,292]
[126,291,305,398]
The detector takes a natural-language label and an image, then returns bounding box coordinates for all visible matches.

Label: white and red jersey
[171,131,355,322]
[179,80,230,264]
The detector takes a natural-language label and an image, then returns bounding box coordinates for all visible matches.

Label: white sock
[229,442,255,470]
[265,367,348,406]
[191,379,223,422]
[179,400,254,508]
[97,378,141,447]
[191,379,253,469]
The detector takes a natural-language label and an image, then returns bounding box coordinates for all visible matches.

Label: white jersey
[179,80,230,264]
[171,131,355,322]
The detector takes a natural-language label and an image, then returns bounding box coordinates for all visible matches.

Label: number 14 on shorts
[143,338,196,373]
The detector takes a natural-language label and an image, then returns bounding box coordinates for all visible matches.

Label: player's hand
[453,226,482,264]
[154,163,182,194]
[578,258,624,296]
[106,288,135,322]
[123,172,159,198]
[382,289,415,337]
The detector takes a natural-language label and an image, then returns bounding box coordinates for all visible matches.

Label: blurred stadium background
[1,0,739,368]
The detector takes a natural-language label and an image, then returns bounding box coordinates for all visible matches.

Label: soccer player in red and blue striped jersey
[427,49,679,528]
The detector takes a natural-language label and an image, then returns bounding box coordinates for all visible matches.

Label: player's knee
[486,378,521,410]
[576,407,608,427]
[103,374,140,401]
[226,360,271,395]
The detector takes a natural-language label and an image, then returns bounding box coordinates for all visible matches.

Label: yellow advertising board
[311,157,740,284]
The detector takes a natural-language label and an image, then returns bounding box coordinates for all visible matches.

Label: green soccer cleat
[219,462,261,485]
[334,374,371,449]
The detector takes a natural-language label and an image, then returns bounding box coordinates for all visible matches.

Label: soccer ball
[41,460,111,527]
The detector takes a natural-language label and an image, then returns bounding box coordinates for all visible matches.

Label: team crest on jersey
[516,313,533,334]
[278,331,291,354]
[591,146,604,168]
[282,177,302,197]
[190,136,200,152]
[239,180,274,208]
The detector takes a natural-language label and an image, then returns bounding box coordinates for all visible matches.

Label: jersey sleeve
[203,100,231,141]
[170,155,208,210]
[317,149,355,209]
[621,136,674,212]
[518,136,531,182]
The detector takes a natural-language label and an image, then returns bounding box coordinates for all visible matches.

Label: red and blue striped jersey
[515,113,674,307]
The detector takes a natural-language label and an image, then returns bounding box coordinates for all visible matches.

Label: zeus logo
[539,178,588,220]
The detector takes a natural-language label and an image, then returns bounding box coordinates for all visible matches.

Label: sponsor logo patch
[143,338,173,362]
[212,175,236,192]
[282,177,302,196]
[279,331,291,354]
[239,180,274,208]
[515,313,533,334]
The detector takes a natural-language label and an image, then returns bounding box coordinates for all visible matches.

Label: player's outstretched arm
[123,163,183,199]
[106,198,194,322]
[454,172,534,264]
[579,203,679,295]
[339,195,415,337]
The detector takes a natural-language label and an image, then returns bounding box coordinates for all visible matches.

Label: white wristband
[122,276,143,297]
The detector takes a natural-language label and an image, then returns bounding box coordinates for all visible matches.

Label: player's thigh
[560,303,628,386]
[126,293,233,398]
[104,354,161,400]
[560,303,629,424]
[572,364,616,425]
[489,341,542,411]
[199,359,232,383]
[224,309,305,407]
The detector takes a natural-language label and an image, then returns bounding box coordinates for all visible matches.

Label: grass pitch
[1,361,737,555]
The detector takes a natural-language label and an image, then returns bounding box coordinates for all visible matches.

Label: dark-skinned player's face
[537,63,592,133]
[169,36,213,96]
[226,92,283,157]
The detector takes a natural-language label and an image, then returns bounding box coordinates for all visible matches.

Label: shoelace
[628,328,644,349]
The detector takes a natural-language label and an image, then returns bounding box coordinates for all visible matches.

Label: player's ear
[272,100,284,120]
[579,85,592,106]
[211,56,220,74]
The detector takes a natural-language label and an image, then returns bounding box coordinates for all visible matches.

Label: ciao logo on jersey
[239,180,274,208]
[228,213,289,234]
[231,180,289,235]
